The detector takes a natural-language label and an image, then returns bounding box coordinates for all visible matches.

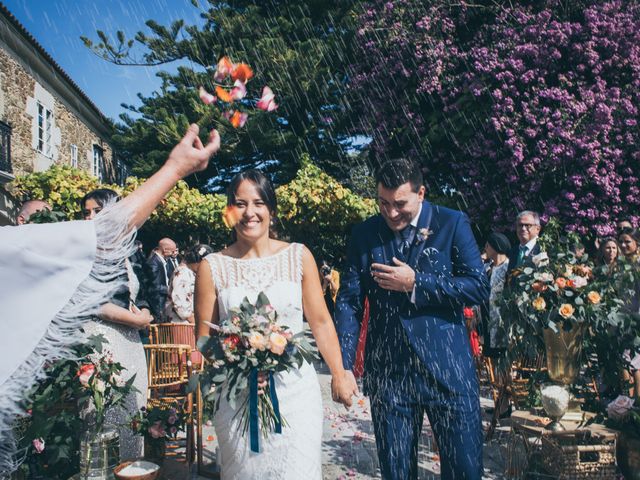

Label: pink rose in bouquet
[32,438,45,454]
[148,421,166,439]
[77,363,95,387]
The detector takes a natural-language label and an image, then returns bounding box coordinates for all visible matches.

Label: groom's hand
[371,257,415,292]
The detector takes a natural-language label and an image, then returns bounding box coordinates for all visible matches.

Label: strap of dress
[289,242,304,284]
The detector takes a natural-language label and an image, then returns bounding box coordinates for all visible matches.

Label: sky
[2,0,208,121]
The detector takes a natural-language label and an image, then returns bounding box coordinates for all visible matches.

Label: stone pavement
[163,359,513,479]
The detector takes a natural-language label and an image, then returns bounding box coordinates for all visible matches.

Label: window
[0,121,12,173]
[37,102,53,157]
[118,159,130,185]
[70,144,78,168]
[93,145,103,181]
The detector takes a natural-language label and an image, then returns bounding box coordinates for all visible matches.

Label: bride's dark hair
[226,169,278,238]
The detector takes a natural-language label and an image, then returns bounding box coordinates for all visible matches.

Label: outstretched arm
[119,124,220,229]
[301,246,359,407]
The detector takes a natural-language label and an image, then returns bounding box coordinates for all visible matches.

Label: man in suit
[507,210,542,271]
[145,237,177,322]
[335,158,489,479]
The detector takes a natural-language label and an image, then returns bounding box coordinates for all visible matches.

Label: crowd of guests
[478,210,640,417]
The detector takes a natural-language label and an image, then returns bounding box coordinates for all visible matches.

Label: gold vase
[543,323,586,385]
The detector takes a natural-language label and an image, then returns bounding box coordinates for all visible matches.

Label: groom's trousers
[369,349,483,480]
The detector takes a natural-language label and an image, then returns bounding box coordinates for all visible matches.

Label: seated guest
[165,244,213,323]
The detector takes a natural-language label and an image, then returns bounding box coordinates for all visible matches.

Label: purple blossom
[351,0,640,237]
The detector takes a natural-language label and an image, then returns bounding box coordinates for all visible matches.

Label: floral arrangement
[130,405,185,457]
[502,220,624,343]
[195,292,317,452]
[15,335,135,479]
[604,395,640,438]
[199,56,277,129]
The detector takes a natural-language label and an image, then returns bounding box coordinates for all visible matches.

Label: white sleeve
[0,203,136,475]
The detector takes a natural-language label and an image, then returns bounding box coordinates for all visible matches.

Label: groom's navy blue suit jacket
[335,201,490,397]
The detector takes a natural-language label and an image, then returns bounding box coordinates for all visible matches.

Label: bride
[195,169,358,479]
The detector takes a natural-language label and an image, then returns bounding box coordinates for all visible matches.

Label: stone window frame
[36,101,53,158]
[92,144,103,181]
[70,143,78,168]
[0,120,12,174]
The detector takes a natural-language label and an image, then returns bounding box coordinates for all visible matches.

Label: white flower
[532,252,549,267]
[110,374,126,388]
[572,276,588,288]
[416,228,433,242]
[607,395,635,421]
[537,272,554,282]
[540,385,570,417]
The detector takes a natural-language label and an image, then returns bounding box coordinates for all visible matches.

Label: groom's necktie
[516,245,527,266]
[397,226,414,261]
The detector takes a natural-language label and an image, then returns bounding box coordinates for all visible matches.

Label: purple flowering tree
[351,0,640,236]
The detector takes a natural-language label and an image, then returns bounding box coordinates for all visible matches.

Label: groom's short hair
[375,158,423,192]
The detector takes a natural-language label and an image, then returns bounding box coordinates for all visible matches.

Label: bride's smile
[233,179,272,240]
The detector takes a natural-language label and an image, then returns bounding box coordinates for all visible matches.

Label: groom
[335,158,489,479]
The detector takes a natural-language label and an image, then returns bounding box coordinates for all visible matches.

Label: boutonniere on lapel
[416,228,433,242]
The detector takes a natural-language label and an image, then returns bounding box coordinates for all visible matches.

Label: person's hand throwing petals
[165,124,221,179]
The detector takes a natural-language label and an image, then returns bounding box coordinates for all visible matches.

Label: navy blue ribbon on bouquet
[249,369,283,453]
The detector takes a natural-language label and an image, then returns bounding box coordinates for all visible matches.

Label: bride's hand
[257,371,269,395]
[331,370,359,408]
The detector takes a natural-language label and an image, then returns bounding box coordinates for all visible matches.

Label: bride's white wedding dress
[205,243,323,480]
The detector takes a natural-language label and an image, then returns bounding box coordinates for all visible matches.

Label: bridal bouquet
[195,292,317,452]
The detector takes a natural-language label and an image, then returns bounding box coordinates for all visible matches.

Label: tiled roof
[0,1,113,129]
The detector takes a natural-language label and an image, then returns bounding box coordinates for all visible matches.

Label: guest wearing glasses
[508,210,542,271]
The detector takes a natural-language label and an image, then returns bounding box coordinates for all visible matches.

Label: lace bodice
[205,243,305,334]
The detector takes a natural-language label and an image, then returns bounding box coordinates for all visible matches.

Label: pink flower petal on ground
[231,80,247,100]
[347,469,356,477]
[256,86,278,111]
[199,86,216,105]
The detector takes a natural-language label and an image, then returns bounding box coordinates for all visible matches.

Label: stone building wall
[0,47,114,179]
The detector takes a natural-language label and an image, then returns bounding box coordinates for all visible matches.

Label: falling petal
[231,63,254,83]
[230,80,247,100]
[222,205,240,228]
[198,86,216,105]
[216,86,233,103]
[230,111,248,128]
[214,56,234,82]
[256,86,278,111]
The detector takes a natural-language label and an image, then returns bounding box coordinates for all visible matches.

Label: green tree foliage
[82,0,361,191]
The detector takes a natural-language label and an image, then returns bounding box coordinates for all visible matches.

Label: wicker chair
[149,323,203,371]
[144,343,195,463]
